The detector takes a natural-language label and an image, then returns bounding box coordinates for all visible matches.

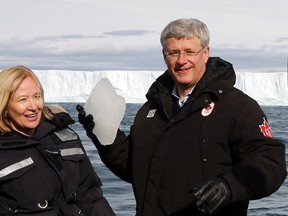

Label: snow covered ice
[34,70,288,106]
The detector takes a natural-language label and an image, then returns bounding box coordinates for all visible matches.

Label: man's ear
[162,49,168,64]
[204,47,210,64]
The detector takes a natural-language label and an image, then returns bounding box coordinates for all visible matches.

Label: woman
[0,66,115,215]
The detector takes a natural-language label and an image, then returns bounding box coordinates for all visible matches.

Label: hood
[146,57,236,103]
[199,57,236,89]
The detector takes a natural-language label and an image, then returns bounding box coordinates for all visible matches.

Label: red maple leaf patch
[259,117,273,138]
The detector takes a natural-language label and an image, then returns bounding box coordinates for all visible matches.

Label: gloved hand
[193,177,231,215]
[76,104,95,139]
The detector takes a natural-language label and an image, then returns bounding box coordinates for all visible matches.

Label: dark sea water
[57,103,288,216]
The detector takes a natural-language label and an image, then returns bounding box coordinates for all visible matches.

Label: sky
[0,0,287,72]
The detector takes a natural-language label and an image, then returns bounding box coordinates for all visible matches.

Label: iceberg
[33,70,288,106]
[235,72,288,106]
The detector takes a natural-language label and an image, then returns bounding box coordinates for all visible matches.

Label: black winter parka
[95,57,287,216]
[0,113,115,215]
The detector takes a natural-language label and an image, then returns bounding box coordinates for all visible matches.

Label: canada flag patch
[259,117,273,138]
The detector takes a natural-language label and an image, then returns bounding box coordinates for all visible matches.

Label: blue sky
[0,0,287,72]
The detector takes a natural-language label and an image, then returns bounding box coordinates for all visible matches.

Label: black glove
[76,104,95,139]
[193,177,231,215]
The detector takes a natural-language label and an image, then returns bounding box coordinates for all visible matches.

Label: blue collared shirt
[172,85,194,108]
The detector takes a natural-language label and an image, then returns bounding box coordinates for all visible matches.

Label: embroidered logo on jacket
[146,109,156,118]
[201,102,215,117]
[259,117,273,138]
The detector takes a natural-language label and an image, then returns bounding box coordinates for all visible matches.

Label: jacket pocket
[60,147,85,161]
[0,157,34,181]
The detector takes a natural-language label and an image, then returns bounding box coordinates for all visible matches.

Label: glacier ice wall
[235,72,287,106]
[33,70,288,106]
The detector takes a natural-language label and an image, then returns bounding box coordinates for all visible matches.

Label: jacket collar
[0,119,59,149]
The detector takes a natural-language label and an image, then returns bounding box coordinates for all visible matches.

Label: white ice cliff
[33,70,288,106]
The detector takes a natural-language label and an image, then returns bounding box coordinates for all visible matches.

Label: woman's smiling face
[7,76,44,136]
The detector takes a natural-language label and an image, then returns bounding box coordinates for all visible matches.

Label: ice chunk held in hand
[84,78,125,145]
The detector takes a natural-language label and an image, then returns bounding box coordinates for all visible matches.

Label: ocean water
[58,103,288,216]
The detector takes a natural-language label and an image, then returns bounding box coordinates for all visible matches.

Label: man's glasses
[164,47,206,61]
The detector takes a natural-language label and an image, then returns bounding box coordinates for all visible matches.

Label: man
[77,18,287,216]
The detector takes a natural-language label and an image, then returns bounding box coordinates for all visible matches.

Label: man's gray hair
[160,18,210,49]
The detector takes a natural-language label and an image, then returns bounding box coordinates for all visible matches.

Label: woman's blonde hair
[0,65,53,133]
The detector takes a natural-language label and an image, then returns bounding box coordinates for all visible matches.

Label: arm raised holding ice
[77,78,125,145]
[76,78,133,182]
